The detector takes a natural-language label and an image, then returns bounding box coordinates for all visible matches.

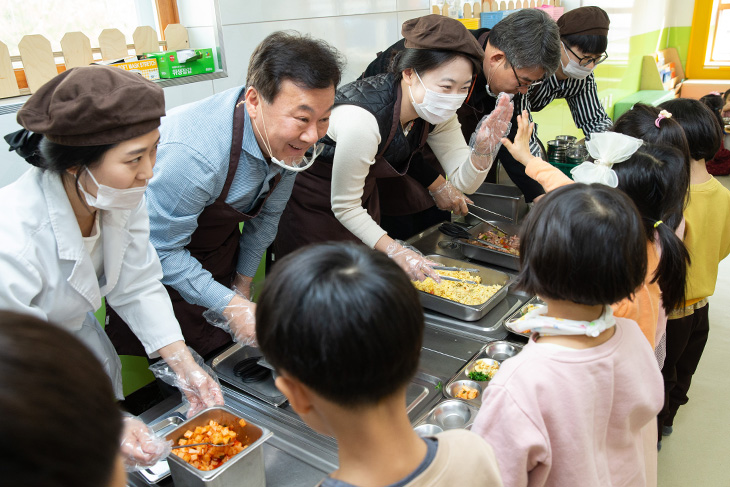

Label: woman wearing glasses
[272,15,513,280]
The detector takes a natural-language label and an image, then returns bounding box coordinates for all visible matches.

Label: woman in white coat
[1,65,223,468]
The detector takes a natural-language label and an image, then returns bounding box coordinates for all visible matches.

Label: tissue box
[95,56,160,81]
[144,48,215,79]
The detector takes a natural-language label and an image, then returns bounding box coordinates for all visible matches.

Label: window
[687,0,730,78]
[709,0,730,62]
[1,0,180,92]
[2,0,165,56]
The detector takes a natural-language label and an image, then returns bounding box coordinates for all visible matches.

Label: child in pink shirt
[472,184,664,487]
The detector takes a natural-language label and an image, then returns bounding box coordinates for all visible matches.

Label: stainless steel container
[417,255,511,322]
[413,400,480,431]
[457,221,521,271]
[138,413,187,484]
[210,345,287,407]
[466,183,529,224]
[165,406,273,487]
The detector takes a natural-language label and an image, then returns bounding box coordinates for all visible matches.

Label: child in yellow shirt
[655,98,730,445]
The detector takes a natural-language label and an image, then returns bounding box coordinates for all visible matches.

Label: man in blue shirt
[107,32,344,357]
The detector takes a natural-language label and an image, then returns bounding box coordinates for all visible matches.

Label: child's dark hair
[390,48,480,80]
[612,104,690,230]
[660,98,723,162]
[699,93,725,129]
[562,34,608,57]
[613,144,690,311]
[0,311,122,487]
[517,184,647,305]
[256,242,424,407]
[612,103,691,166]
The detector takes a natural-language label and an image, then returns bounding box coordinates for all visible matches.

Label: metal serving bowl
[432,400,474,429]
[484,341,521,362]
[445,380,482,402]
[414,424,443,437]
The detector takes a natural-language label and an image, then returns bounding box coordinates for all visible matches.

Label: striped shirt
[146,86,296,313]
[525,72,613,155]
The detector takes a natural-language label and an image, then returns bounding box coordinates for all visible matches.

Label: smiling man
[360,9,560,238]
[106,32,344,358]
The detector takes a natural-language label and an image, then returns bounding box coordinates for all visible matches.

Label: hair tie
[4,128,44,167]
[654,220,663,228]
[655,109,672,128]
[710,91,721,96]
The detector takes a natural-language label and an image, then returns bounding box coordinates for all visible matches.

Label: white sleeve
[0,251,48,322]
[329,105,389,248]
[106,199,185,356]
[427,114,490,194]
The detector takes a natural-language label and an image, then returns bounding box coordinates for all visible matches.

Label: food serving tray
[442,340,524,407]
[467,182,529,223]
[413,399,480,435]
[503,297,546,338]
[418,255,511,322]
[458,221,521,271]
[164,406,272,487]
[138,412,188,484]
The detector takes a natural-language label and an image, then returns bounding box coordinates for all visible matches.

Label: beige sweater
[329,104,491,248]
[405,429,503,487]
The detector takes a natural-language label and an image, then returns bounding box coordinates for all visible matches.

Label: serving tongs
[432,265,480,273]
[465,206,510,237]
[438,223,510,253]
[437,274,480,285]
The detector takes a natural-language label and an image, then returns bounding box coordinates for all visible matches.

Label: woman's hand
[120,416,172,470]
[377,237,441,282]
[154,342,225,417]
[428,177,473,216]
[469,93,514,171]
[501,110,534,167]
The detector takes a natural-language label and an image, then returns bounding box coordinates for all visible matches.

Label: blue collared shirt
[146,86,296,313]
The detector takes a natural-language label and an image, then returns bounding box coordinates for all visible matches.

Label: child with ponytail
[501,111,690,352]
[652,98,730,445]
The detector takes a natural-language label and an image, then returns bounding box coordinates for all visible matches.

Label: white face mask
[561,43,594,80]
[409,70,467,125]
[77,169,147,211]
[254,103,320,172]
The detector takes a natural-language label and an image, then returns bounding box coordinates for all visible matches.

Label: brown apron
[273,86,433,259]
[107,89,282,358]
[378,34,491,218]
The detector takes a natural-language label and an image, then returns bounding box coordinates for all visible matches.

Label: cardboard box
[95,56,160,81]
[144,49,215,79]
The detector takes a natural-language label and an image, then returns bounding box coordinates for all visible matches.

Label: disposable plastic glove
[385,240,441,282]
[149,346,225,417]
[429,179,473,216]
[469,93,514,170]
[120,415,172,471]
[203,289,257,347]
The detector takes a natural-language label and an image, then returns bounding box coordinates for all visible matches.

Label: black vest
[317,73,429,172]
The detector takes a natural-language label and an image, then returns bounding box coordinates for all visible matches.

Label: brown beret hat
[17,65,165,147]
[558,6,610,37]
[402,14,484,67]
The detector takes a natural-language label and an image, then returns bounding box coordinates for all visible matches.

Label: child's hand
[501,110,534,167]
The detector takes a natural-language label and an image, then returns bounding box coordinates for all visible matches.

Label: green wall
[532,26,692,143]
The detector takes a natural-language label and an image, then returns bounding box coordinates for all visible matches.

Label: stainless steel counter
[129,222,531,486]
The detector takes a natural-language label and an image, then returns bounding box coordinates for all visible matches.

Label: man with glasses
[360,8,561,235]
[526,6,613,176]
